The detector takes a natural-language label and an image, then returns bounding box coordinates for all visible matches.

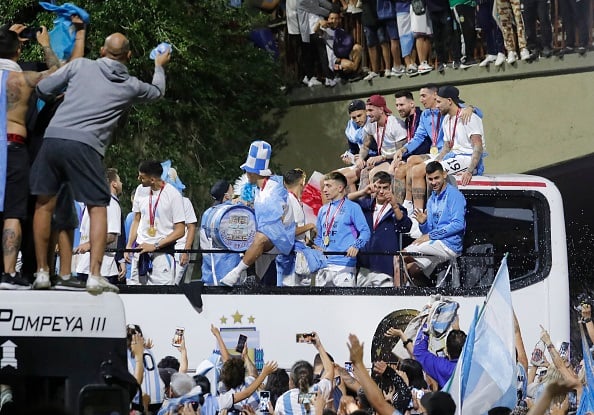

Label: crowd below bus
[245,0,591,87]
[6,294,584,415]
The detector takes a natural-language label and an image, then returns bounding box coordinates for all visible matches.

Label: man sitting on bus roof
[401,161,465,287]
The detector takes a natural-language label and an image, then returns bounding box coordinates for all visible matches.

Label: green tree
[2,0,288,214]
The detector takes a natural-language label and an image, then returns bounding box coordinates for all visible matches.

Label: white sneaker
[520,48,531,61]
[408,217,423,239]
[506,51,518,64]
[308,77,322,87]
[302,76,309,86]
[479,54,496,67]
[494,52,506,66]
[417,61,432,74]
[86,275,119,295]
[384,69,392,78]
[406,63,419,77]
[363,71,378,81]
[391,65,405,77]
[402,200,414,216]
[325,77,337,87]
[346,4,354,12]
[350,6,362,13]
[220,269,242,286]
[33,270,51,290]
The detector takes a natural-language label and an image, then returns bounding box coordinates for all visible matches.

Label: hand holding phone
[259,391,271,413]
[296,333,315,343]
[236,334,248,353]
[172,327,184,347]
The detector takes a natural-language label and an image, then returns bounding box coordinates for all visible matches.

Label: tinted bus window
[463,190,551,287]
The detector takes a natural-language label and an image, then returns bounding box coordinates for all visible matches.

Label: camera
[19,27,41,40]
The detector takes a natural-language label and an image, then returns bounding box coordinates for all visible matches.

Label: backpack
[411,0,426,15]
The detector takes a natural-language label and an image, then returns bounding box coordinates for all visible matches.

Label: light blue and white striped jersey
[274,378,332,415]
[128,348,164,405]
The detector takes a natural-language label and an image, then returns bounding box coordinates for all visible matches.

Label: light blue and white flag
[577,323,594,415]
[0,70,8,212]
[445,256,517,415]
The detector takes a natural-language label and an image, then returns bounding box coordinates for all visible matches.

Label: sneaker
[437,62,446,72]
[0,272,31,290]
[418,61,433,74]
[479,54,497,67]
[346,4,354,12]
[220,269,242,286]
[460,59,478,69]
[578,46,587,55]
[451,60,461,69]
[407,217,423,239]
[350,5,362,13]
[541,46,552,58]
[391,65,405,77]
[301,76,309,86]
[86,275,119,295]
[308,77,322,87]
[384,69,392,78]
[406,63,418,77]
[54,275,87,291]
[33,270,51,289]
[506,51,518,64]
[520,48,531,61]
[363,71,378,81]
[494,52,506,66]
[324,77,337,87]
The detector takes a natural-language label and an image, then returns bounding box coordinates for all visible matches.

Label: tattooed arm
[36,27,61,71]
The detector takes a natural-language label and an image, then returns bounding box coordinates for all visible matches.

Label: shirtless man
[0,25,60,290]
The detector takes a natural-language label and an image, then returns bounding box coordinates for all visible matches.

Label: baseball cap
[437,85,465,105]
[420,391,456,415]
[348,99,366,113]
[366,94,392,114]
[210,180,230,203]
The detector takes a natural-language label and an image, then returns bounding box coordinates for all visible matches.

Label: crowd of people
[249,0,591,87]
[39,296,588,415]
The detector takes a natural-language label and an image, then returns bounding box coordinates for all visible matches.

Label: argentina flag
[0,70,7,211]
[445,256,517,415]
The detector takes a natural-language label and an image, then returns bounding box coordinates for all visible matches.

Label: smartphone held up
[172,327,185,347]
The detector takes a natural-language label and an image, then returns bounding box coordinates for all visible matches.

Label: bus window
[463,190,551,287]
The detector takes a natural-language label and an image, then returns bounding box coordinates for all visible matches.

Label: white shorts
[356,268,393,287]
[410,7,433,36]
[424,154,473,174]
[404,239,458,276]
[315,264,356,287]
[129,252,176,285]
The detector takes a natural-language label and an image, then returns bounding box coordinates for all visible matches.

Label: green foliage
[1,0,288,214]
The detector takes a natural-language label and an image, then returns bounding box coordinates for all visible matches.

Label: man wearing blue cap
[221,141,296,286]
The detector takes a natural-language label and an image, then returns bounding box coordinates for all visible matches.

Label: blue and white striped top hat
[241,140,272,176]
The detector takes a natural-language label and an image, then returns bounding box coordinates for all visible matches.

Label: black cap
[420,391,456,415]
[437,85,465,105]
[348,99,366,113]
[210,180,230,203]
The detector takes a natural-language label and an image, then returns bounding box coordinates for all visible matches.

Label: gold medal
[430,146,438,156]
[148,226,156,237]
[324,235,330,246]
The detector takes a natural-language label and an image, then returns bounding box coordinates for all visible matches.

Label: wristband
[583,317,592,324]
[403,338,413,346]
[546,344,554,349]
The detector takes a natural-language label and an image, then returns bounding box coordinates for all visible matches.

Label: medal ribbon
[375,121,386,154]
[431,110,442,148]
[448,108,461,148]
[373,202,390,230]
[324,198,345,240]
[149,182,165,230]
[406,111,417,142]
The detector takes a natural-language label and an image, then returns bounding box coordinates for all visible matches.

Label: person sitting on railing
[348,171,411,287]
[338,99,370,190]
[401,161,465,287]
[220,141,296,286]
[312,171,370,287]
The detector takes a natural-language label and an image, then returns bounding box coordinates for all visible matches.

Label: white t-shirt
[133,183,186,244]
[363,115,407,158]
[441,112,485,155]
[288,192,307,242]
[175,197,198,250]
[76,196,121,276]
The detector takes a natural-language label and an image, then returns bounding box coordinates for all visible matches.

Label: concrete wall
[276,64,594,176]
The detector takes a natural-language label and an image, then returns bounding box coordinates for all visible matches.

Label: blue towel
[0,70,7,211]
[39,2,90,60]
